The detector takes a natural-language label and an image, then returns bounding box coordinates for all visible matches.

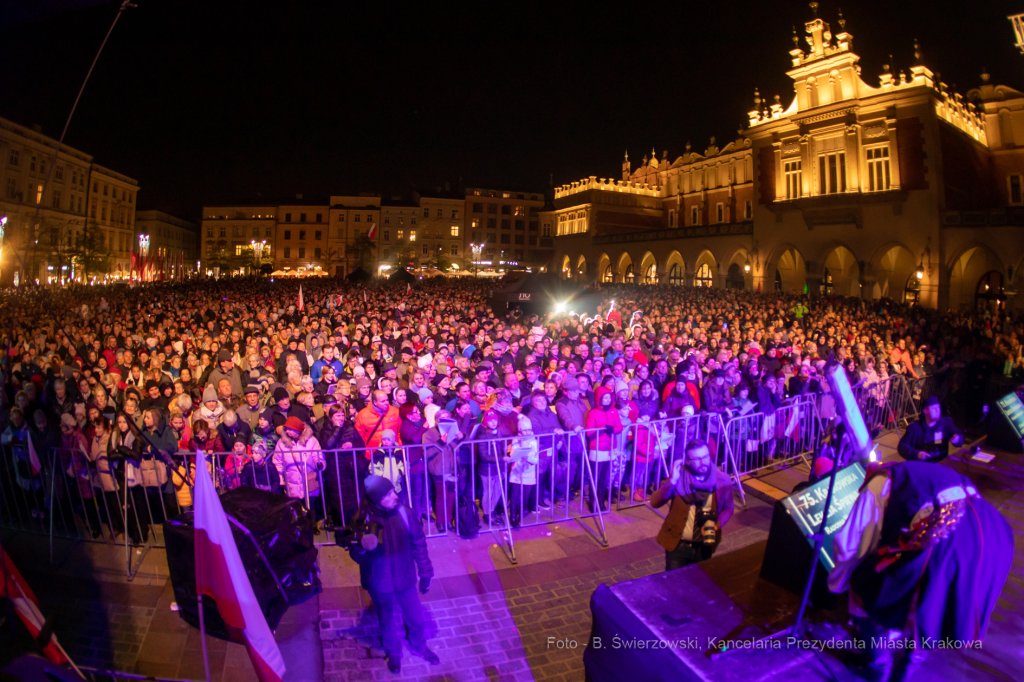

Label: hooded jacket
[347,499,433,595]
[585,387,623,460]
[273,424,324,499]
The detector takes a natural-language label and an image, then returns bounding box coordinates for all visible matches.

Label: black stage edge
[584,542,852,682]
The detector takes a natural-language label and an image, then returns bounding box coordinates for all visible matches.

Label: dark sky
[1,1,1021,220]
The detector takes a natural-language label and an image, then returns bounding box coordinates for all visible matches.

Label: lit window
[866,147,890,192]
[695,263,714,287]
[450,225,459,237]
[785,160,802,199]
[818,151,847,194]
[397,230,404,241]
[644,263,657,284]
[904,274,921,304]
[669,264,684,285]
[236,245,243,256]
[603,265,613,282]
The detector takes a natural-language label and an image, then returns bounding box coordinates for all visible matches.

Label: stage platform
[585,440,1024,682]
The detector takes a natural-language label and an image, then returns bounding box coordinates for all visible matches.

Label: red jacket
[355,404,402,455]
[586,388,623,456]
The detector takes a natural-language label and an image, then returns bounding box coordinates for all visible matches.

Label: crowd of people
[0,275,1021,543]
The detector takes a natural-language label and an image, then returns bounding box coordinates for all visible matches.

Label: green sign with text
[996,392,1024,440]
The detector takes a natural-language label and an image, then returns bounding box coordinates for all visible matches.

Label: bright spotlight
[554,302,567,313]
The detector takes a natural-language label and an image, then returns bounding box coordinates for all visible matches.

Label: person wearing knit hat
[343,474,439,673]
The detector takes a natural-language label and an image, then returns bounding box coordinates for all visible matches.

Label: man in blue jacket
[346,475,439,674]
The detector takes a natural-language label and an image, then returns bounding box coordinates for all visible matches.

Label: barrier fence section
[0,377,944,577]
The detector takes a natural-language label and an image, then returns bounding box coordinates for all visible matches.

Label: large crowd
[1,275,1022,543]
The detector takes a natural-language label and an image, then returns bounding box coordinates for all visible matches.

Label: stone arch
[948,243,1005,311]
[820,244,861,297]
[766,243,806,293]
[724,247,753,290]
[639,251,658,284]
[576,255,587,282]
[663,250,686,286]
[560,254,571,280]
[869,243,918,302]
[693,249,718,288]
[597,253,613,283]
[617,251,634,283]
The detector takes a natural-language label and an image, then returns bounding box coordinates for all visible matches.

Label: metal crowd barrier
[724,398,822,478]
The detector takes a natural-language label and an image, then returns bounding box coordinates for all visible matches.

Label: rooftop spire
[837,7,846,30]
[809,1,818,17]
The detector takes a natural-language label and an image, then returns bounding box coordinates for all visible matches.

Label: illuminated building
[553,10,1024,310]
[0,117,138,282]
[134,211,199,277]
[464,187,550,274]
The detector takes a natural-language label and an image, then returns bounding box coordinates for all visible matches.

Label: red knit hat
[283,416,304,433]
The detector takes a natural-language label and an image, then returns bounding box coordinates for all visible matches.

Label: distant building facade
[0,117,138,282]
[464,187,550,273]
[135,210,199,276]
[553,12,1024,311]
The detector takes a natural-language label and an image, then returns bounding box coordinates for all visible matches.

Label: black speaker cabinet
[759,496,841,610]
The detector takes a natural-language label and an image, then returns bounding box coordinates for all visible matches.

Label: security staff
[896,396,963,462]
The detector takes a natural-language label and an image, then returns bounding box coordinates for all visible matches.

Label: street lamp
[138,233,150,282]
[0,216,6,284]
[251,239,266,274]
[470,243,483,277]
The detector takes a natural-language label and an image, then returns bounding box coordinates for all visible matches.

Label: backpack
[457,488,480,539]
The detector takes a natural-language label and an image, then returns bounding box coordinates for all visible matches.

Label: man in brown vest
[651,438,735,571]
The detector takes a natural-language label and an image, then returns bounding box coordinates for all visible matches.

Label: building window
[451,209,459,219]
[690,206,698,225]
[745,200,752,219]
[384,216,391,225]
[821,267,833,295]
[603,265,613,282]
[644,263,657,284]
[285,213,292,222]
[470,218,480,229]
[8,150,19,166]
[409,230,416,241]
[55,166,63,181]
[77,196,83,213]
[542,223,550,237]
[450,225,459,237]
[487,204,497,214]
[284,230,291,240]
[1010,175,1023,205]
[669,209,676,227]
[422,208,429,218]
[451,244,458,255]
[500,233,510,244]
[315,230,321,240]
[316,213,323,223]
[338,213,345,221]
[266,227,273,237]
[298,247,305,258]
[299,213,306,223]
[53,189,61,208]
[235,244,244,256]
[818,151,847,195]
[501,219,510,230]
[514,234,524,245]
[383,229,390,242]
[315,247,322,258]
[100,205,106,220]
[694,263,714,287]
[624,264,634,282]
[422,244,430,255]
[866,146,890,192]
[775,270,783,291]
[785,160,802,199]
[668,264,684,285]
[716,203,724,223]
[487,218,496,229]
[515,220,524,230]
[501,205,511,215]
[284,247,291,258]
[366,214,372,222]
[514,205,525,216]
[5,178,16,199]
[354,214,361,222]
[298,230,306,240]
[219,226,226,238]
[472,203,482,213]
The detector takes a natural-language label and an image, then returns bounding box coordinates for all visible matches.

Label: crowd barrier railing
[0,379,929,577]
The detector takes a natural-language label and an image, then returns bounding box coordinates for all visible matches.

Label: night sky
[1,1,1021,220]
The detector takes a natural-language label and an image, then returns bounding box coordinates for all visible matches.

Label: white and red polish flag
[297,284,304,312]
[367,222,378,240]
[0,544,68,664]
[193,449,285,682]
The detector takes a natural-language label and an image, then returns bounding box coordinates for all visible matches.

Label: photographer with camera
[650,438,735,571]
[341,474,439,675]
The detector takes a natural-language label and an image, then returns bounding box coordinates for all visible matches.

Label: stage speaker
[164,487,322,640]
[986,391,1024,453]
[759,462,867,610]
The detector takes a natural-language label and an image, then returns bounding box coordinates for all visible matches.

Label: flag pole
[197,593,212,682]
[196,447,213,682]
